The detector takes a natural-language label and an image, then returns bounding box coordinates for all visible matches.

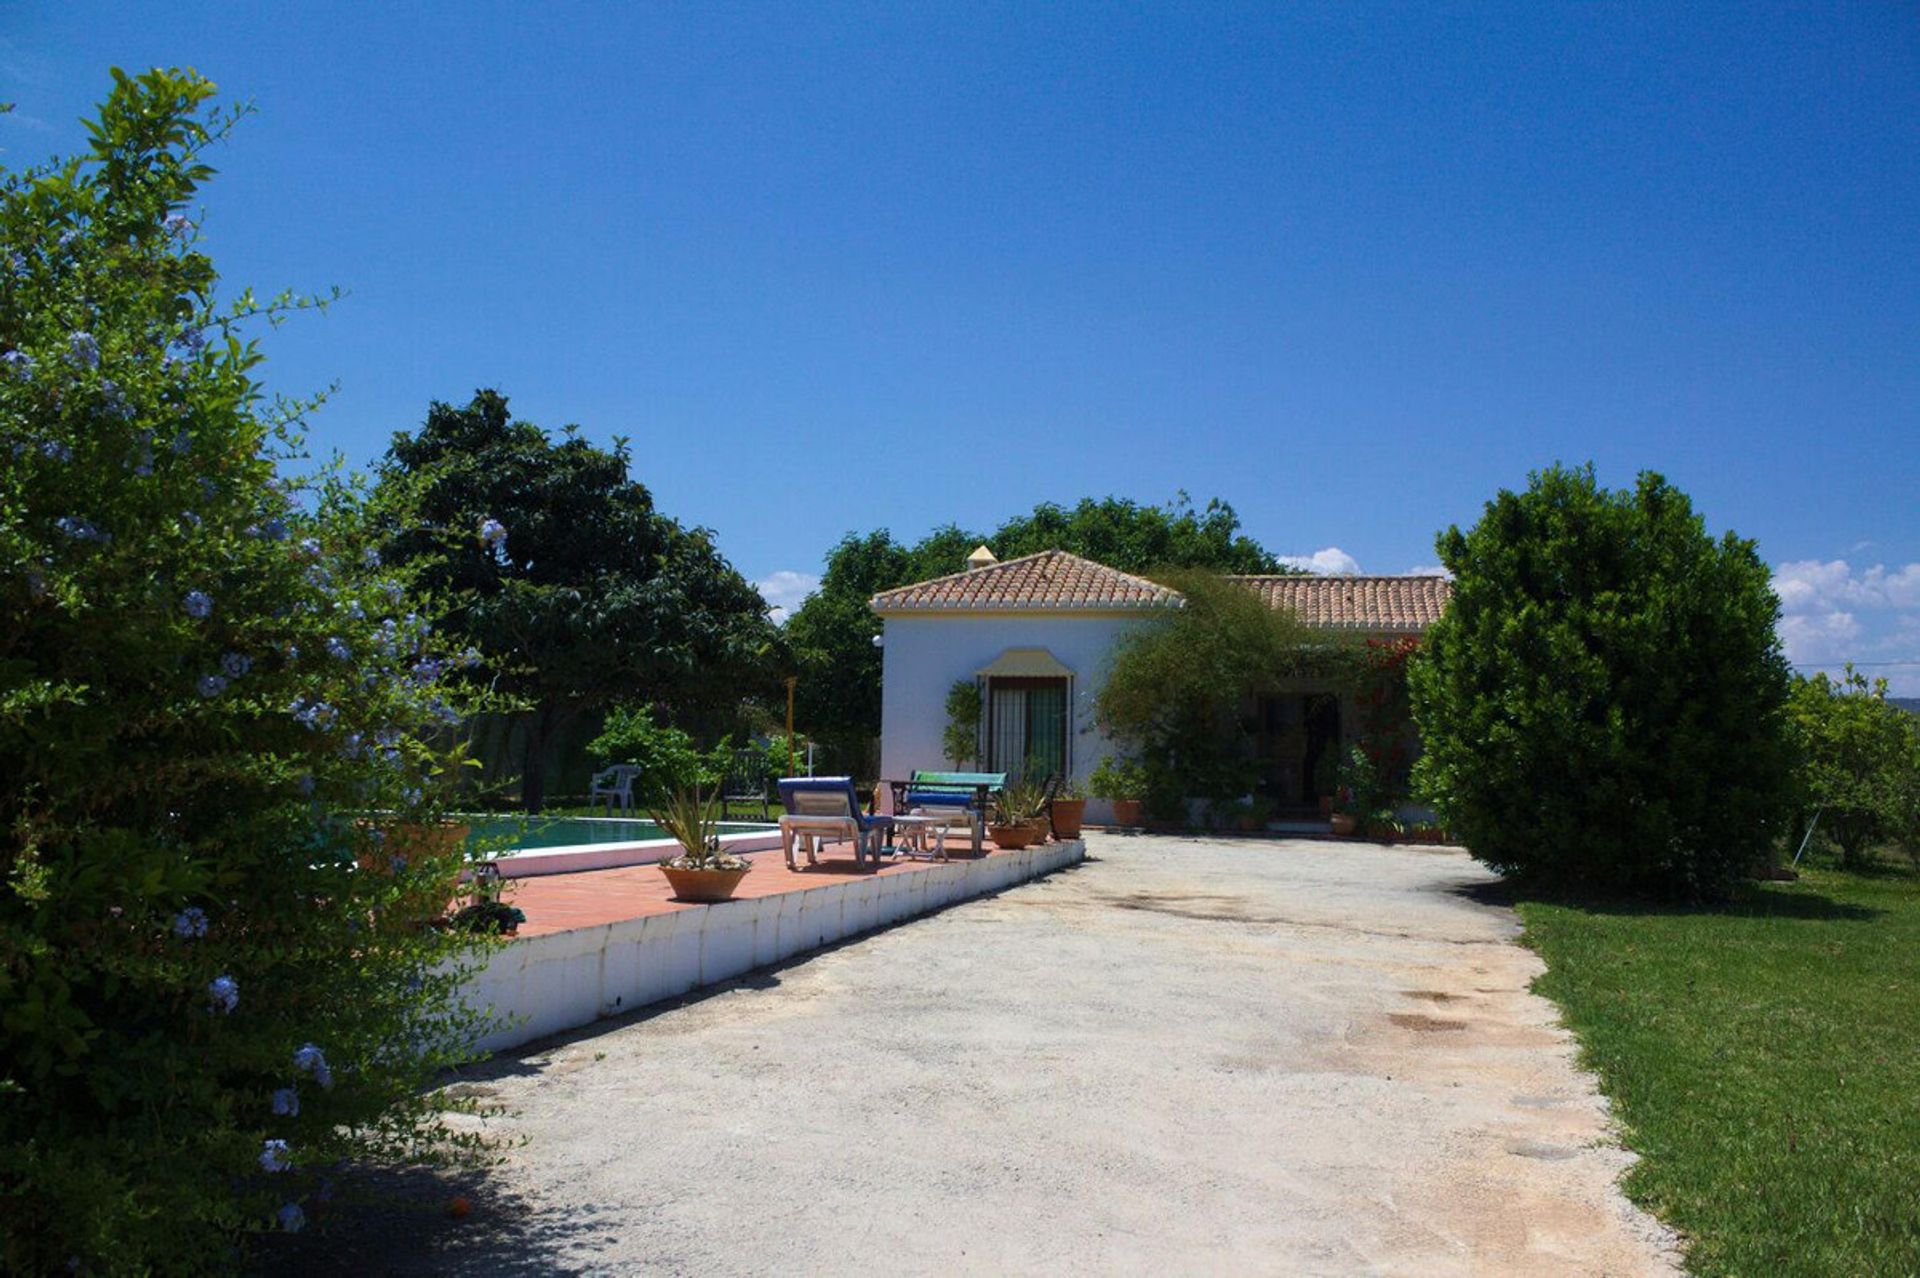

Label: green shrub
[587,704,726,807]
[1786,668,1920,869]
[1087,755,1148,801]
[0,70,493,1271]
[1096,571,1332,818]
[1408,465,1794,899]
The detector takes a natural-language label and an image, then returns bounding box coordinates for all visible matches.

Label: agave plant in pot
[986,787,1039,850]
[652,780,752,902]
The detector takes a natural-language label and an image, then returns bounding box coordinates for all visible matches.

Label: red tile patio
[504,837,1032,937]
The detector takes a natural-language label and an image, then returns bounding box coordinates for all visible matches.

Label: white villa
[872,548,1452,823]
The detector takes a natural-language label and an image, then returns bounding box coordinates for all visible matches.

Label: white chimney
[967,545,998,570]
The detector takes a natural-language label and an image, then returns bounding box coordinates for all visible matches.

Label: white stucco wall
[876,611,1154,823]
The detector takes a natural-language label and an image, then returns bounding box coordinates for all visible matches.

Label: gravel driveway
[282,833,1679,1276]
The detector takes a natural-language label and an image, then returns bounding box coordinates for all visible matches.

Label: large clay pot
[988,823,1036,850]
[658,864,750,902]
[1329,813,1358,836]
[1110,799,1144,827]
[1050,797,1087,839]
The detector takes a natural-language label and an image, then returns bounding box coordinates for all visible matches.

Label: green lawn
[1517,859,1920,1276]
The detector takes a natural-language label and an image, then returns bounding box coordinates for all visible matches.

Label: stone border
[463,839,1085,1053]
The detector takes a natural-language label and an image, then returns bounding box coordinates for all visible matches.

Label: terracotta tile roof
[870,550,1180,613]
[1230,574,1453,631]
[871,549,1452,630]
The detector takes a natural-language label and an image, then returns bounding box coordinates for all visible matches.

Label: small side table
[886,815,953,862]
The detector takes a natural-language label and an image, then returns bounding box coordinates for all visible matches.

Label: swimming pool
[466,816,771,854]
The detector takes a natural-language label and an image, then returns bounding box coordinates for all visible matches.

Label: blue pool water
[465,817,770,853]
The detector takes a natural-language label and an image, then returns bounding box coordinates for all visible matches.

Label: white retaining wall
[464,839,1084,1054]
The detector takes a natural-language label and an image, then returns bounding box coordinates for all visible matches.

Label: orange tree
[1408,465,1794,899]
[1,71,494,1271]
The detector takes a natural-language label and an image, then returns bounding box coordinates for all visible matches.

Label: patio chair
[722,747,771,821]
[588,765,643,817]
[888,769,1006,857]
[775,776,893,869]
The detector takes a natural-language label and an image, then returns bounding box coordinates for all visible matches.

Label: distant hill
[1893,698,1920,716]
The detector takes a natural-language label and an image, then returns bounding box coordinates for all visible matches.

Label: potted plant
[1089,755,1147,827]
[446,862,526,936]
[1050,776,1087,839]
[987,788,1039,850]
[651,780,752,902]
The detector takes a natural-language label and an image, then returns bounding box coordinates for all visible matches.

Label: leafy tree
[0,69,490,1271]
[990,494,1283,574]
[785,495,1285,770]
[1408,465,1794,899]
[376,392,782,811]
[1786,668,1920,869]
[1096,572,1328,819]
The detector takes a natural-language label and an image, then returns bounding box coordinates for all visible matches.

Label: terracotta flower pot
[1110,798,1144,827]
[1050,797,1086,839]
[1025,817,1051,844]
[988,823,1036,850]
[1329,813,1358,837]
[658,864,750,902]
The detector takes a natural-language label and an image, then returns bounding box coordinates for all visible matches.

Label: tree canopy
[1408,464,1795,899]
[1786,667,1920,869]
[376,391,782,809]
[784,495,1288,767]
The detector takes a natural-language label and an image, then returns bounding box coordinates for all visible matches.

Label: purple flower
[2,350,32,379]
[171,907,208,938]
[182,590,213,618]
[207,974,239,1013]
[289,697,337,730]
[271,1087,299,1117]
[297,773,316,796]
[293,1043,334,1089]
[299,537,322,558]
[196,673,228,699]
[220,652,252,678]
[171,428,193,454]
[362,546,381,567]
[101,381,133,420]
[409,658,444,686]
[41,441,72,463]
[259,1139,292,1173]
[54,517,109,543]
[276,1203,306,1233]
[249,516,289,541]
[177,325,205,353]
[164,213,194,236]
[325,637,350,661]
[198,477,218,501]
[478,517,507,547]
[67,331,99,369]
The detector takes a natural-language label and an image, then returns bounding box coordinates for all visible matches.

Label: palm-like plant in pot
[651,780,752,901]
[987,783,1043,850]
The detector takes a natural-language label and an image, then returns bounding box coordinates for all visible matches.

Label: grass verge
[1516,860,1920,1276]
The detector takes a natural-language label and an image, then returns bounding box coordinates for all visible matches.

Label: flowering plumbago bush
[1,70,499,1271]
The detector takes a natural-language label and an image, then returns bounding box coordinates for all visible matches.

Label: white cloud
[1771,558,1920,695]
[1403,564,1452,579]
[1279,546,1361,576]
[754,570,820,624]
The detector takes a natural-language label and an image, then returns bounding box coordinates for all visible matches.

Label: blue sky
[6,4,1918,687]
